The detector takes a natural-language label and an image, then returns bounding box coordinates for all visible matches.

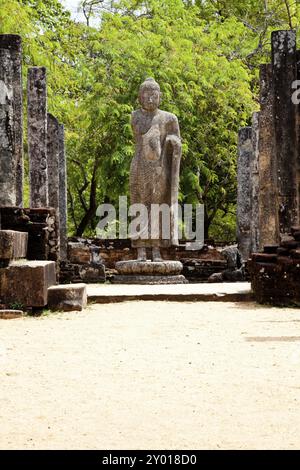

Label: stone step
[48,283,87,311]
[291,226,300,235]
[277,247,290,256]
[263,245,279,254]
[0,260,56,307]
[280,240,299,250]
[252,253,278,263]
[292,231,300,241]
[87,282,252,304]
[0,230,28,263]
[0,310,24,319]
[290,249,300,259]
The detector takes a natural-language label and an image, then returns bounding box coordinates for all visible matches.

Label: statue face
[139,86,160,111]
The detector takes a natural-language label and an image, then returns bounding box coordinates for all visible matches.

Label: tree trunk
[75,162,98,236]
[204,205,210,240]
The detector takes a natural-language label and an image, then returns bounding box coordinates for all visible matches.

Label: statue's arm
[131,110,139,139]
[166,115,181,154]
[170,115,181,139]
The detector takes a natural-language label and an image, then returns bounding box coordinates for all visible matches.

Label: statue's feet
[152,247,162,262]
[137,247,147,262]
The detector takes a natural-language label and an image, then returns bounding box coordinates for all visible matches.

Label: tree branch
[284,0,294,30]
[68,187,78,232]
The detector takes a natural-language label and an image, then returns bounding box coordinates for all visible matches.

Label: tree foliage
[1,0,300,239]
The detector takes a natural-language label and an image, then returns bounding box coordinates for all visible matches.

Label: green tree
[1,0,300,240]
[70,0,254,237]
[69,0,300,238]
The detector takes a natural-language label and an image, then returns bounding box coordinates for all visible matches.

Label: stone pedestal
[114,260,187,284]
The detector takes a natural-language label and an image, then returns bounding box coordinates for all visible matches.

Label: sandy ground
[1,300,300,450]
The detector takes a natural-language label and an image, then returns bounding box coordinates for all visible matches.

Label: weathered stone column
[258,64,279,249]
[58,124,68,260]
[237,127,252,262]
[250,112,260,252]
[47,113,60,210]
[296,49,300,224]
[272,30,298,236]
[28,66,48,208]
[0,34,23,207]
[10,36,23,207]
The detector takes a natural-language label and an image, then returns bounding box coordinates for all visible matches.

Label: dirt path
[1,301,300,449]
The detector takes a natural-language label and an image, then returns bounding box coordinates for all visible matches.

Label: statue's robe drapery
[130,108,182,248]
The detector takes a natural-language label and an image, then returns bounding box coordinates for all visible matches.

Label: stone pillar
[47,113,60,210]
[258,64,279,249]
[271,30,298,236]
[237,127,252,262]
[58,124,68,260]
[10,37,23,207]
[28,67,48,208]
[296,49,300,224]
[250,112,260,252]
[0,34,23,207]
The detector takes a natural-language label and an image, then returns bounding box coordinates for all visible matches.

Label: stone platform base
[87,282,252,303]
[113,274,187,284]
[114,260,187,284]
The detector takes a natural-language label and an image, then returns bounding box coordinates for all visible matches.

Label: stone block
[290,249,300,259]
[0,230,28,261]
[47,283,87,311]
[291,226,300,235]
[0,310,24,319]
[252,253,278,263]
[292,231,300,241]
[0,260,56,307]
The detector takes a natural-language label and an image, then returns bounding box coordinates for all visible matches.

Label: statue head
[139,77,161,112]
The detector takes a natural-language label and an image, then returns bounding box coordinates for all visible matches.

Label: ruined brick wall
[60,238,227,284]
[248,228,300,306]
